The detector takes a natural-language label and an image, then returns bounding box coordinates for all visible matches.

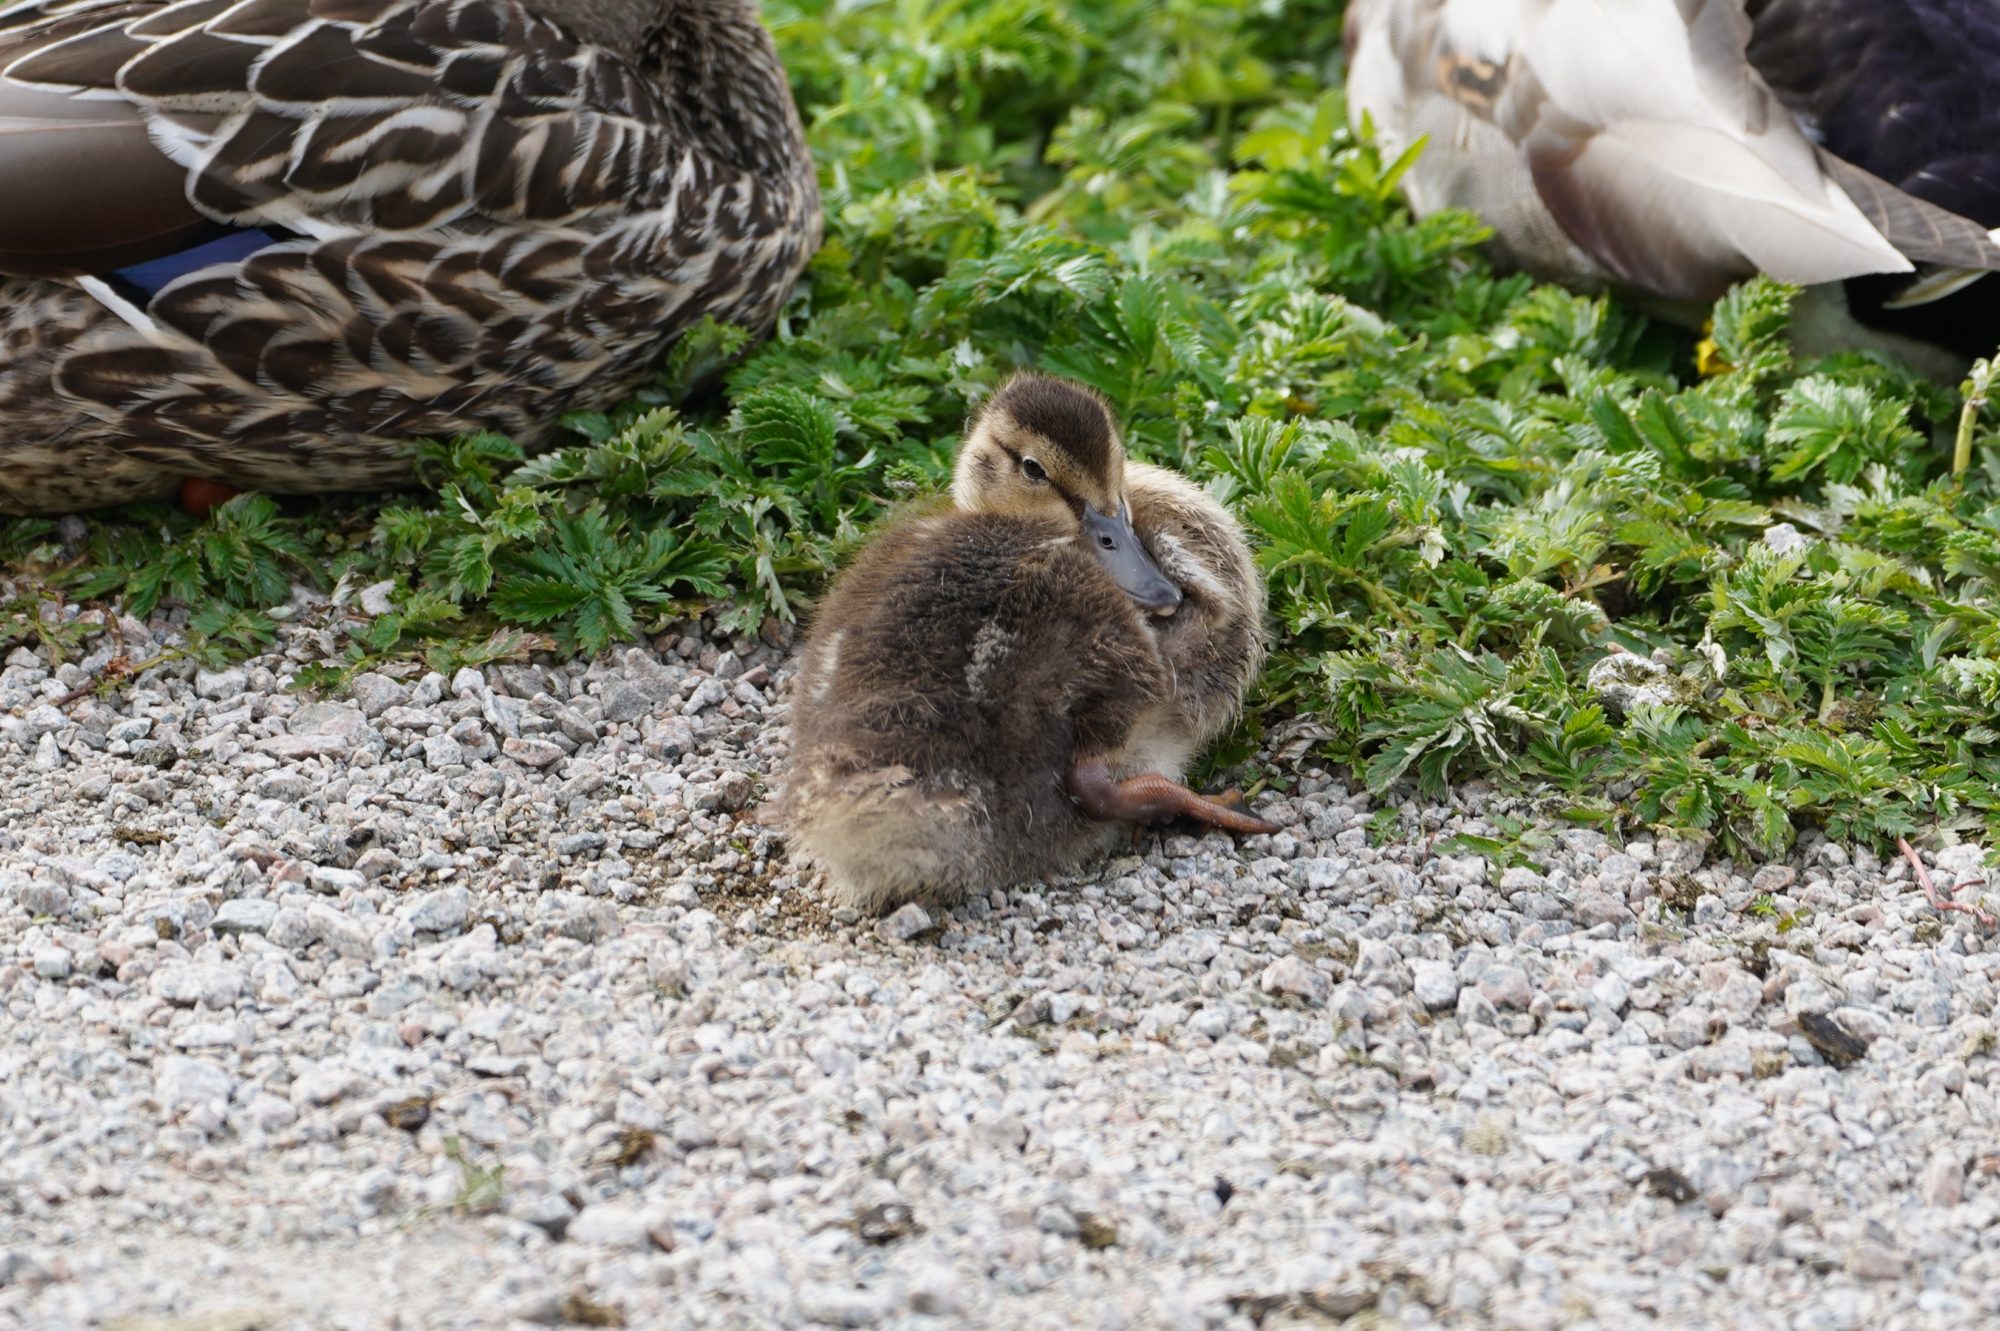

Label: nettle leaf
[1202,416,1308,500]
[913,229,1112,330]
[1707,276,1796,384]
[738,385,841,463]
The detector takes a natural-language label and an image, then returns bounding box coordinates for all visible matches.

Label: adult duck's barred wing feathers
[55,199,787,465]
[0,0,820,510]
[0,0,707,264]
[0,0,820,509]
[60,229,620,448]
[1344,0,2000,307]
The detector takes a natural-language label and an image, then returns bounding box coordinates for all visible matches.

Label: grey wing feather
[1815,150,2000,271]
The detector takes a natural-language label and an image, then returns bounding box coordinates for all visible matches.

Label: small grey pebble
[877,903,932,941]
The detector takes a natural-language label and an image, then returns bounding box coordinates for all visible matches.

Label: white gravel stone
[421,734,467,769]
[1477,963,1533,1010]
[154,1055,235,1111]
[266,906,312,950]
[568,1202,670,1251]
[1259,954,1329,1005]
[306,902,373,958]
[210,899,277,936]
[502,736,565,768]
[15,881,68,917]
[308,865,365,895]
[1934,842,1988,879]
[1921,1153,1965,1208]
[537,891,617,942]
[1785,973,1840,1016]
[150,962,243,1009]
[194,667,246,700]
[1411,958,1460,1010]
[404,887,471,934]
[1762,521,1809,554]
[348,671,406,716]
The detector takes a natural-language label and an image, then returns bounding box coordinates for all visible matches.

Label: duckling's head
[954,374,1183,615]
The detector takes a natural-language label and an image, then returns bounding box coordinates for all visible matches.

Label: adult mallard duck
[780,374,1272,914]
[0,0,820,514]
[1344,0,2000,374]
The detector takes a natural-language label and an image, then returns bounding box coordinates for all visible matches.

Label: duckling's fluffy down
[781,466,1266,913]
[780,508,1162,913]
[1120,460,1265,776]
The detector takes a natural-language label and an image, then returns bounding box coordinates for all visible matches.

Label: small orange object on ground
[178,477,241,517]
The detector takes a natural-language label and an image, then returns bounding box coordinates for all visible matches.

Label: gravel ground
[3,591,1999,1331]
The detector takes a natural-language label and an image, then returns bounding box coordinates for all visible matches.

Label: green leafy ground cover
[9,0,2000,858]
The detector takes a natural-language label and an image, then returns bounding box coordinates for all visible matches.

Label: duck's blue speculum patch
[105,225,295,302]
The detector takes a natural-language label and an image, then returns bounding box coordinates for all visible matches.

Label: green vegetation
[9,0,2000,857]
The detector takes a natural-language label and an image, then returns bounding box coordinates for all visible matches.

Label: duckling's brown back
[783,510,1166,912]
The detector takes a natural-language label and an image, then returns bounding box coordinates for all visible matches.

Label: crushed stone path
[2,602,1997,1330]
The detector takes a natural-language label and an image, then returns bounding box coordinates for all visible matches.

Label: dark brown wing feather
[0,0,694,278]
[0,5,213,275]
[0,70,211,272]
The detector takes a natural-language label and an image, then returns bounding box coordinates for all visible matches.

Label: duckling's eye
[1022,458,1046,483]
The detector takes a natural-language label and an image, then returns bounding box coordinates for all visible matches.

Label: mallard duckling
[1344,0,2000,373]
[0,0,819,514]
[781,374,1271,914]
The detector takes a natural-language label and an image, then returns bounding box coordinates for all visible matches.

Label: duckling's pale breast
[1124,461,1266,765]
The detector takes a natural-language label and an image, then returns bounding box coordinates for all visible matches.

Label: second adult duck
[0,0,821,513]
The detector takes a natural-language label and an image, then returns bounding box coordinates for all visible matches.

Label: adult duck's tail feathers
[1345,0,1991,306]
[1510,0,1910,297]
[1882,268,1996,312]
[1823,158,2000,311]
[1817,153,2000,274]
[1523,118,1912,304]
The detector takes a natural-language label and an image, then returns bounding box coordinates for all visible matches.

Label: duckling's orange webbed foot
[179,477,242,517]
[1066,760,1277,837]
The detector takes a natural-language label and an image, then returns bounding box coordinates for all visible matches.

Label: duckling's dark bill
[1083,504,1181,614]
[1065,760,1277,836]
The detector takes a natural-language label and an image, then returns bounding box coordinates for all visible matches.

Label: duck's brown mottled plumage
[780,374,1268,914]
[0,0,819,513]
